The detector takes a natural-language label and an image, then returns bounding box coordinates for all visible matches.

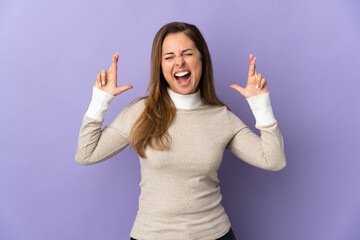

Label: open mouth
[174,71,191,86]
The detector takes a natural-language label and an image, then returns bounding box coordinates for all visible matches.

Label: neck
[167,88,202,109]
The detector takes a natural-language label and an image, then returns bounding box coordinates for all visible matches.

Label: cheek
[193,59,202,79]
[161,63,172,76]
[161,63,174,84]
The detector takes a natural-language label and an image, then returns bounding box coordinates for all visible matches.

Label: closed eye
[164,53,193,60]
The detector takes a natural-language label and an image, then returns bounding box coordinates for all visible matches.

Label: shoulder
[216,105,248,132]
[108,97,147,130]
[196,104,243,125]
[126,97,147,113]
[196,104,248,135]
[204,104,237,119]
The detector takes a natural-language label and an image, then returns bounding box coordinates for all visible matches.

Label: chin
[174,86,196,95]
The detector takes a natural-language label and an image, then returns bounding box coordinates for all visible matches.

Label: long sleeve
[226,92,286,171]
[74,87,142,166]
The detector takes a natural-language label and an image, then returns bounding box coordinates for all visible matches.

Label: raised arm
[75,53,134,165]
[227,54,286,171]
[226,92,286,171]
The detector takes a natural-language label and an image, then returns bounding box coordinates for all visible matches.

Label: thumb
[230,84,246,96]
[114,84,133,96]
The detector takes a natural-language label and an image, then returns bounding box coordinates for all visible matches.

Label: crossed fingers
[249,54,266,90]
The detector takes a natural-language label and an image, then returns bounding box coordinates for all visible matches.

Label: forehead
[162,32,196,52]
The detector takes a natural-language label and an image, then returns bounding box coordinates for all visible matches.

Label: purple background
[1,0,359,239]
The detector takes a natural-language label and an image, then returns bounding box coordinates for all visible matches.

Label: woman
[75,22,286,240]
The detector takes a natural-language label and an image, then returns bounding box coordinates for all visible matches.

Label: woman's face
[161,32,202,95]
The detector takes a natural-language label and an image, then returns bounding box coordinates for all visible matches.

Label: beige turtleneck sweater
[75,86,286,240]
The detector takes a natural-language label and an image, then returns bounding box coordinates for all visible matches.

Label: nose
[175,56,185,67]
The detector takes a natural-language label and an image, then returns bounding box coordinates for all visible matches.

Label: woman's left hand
[230,54,269,98]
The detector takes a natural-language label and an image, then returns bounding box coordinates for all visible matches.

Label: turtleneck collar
[167,88,203,110]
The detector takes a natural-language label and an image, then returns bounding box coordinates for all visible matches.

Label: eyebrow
[163,48,194,56]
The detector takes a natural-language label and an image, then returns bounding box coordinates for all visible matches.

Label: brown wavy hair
[129,22,228,158]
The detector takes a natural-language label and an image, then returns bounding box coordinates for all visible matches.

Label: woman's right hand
[95,53,133,96]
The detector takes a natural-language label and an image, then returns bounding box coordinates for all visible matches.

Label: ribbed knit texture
[76,88,286,240]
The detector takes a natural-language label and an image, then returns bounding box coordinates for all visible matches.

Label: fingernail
[256,85,259,89]
[102,81,105,85]
[98,82,101,87]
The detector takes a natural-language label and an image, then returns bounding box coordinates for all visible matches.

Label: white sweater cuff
[246,92,277,127]
[85,86,115,121]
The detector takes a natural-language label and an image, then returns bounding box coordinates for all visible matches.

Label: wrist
[85,86,116,121]
[246,92,277,127]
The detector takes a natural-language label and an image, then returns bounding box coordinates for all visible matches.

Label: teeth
[174,71,190,77]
